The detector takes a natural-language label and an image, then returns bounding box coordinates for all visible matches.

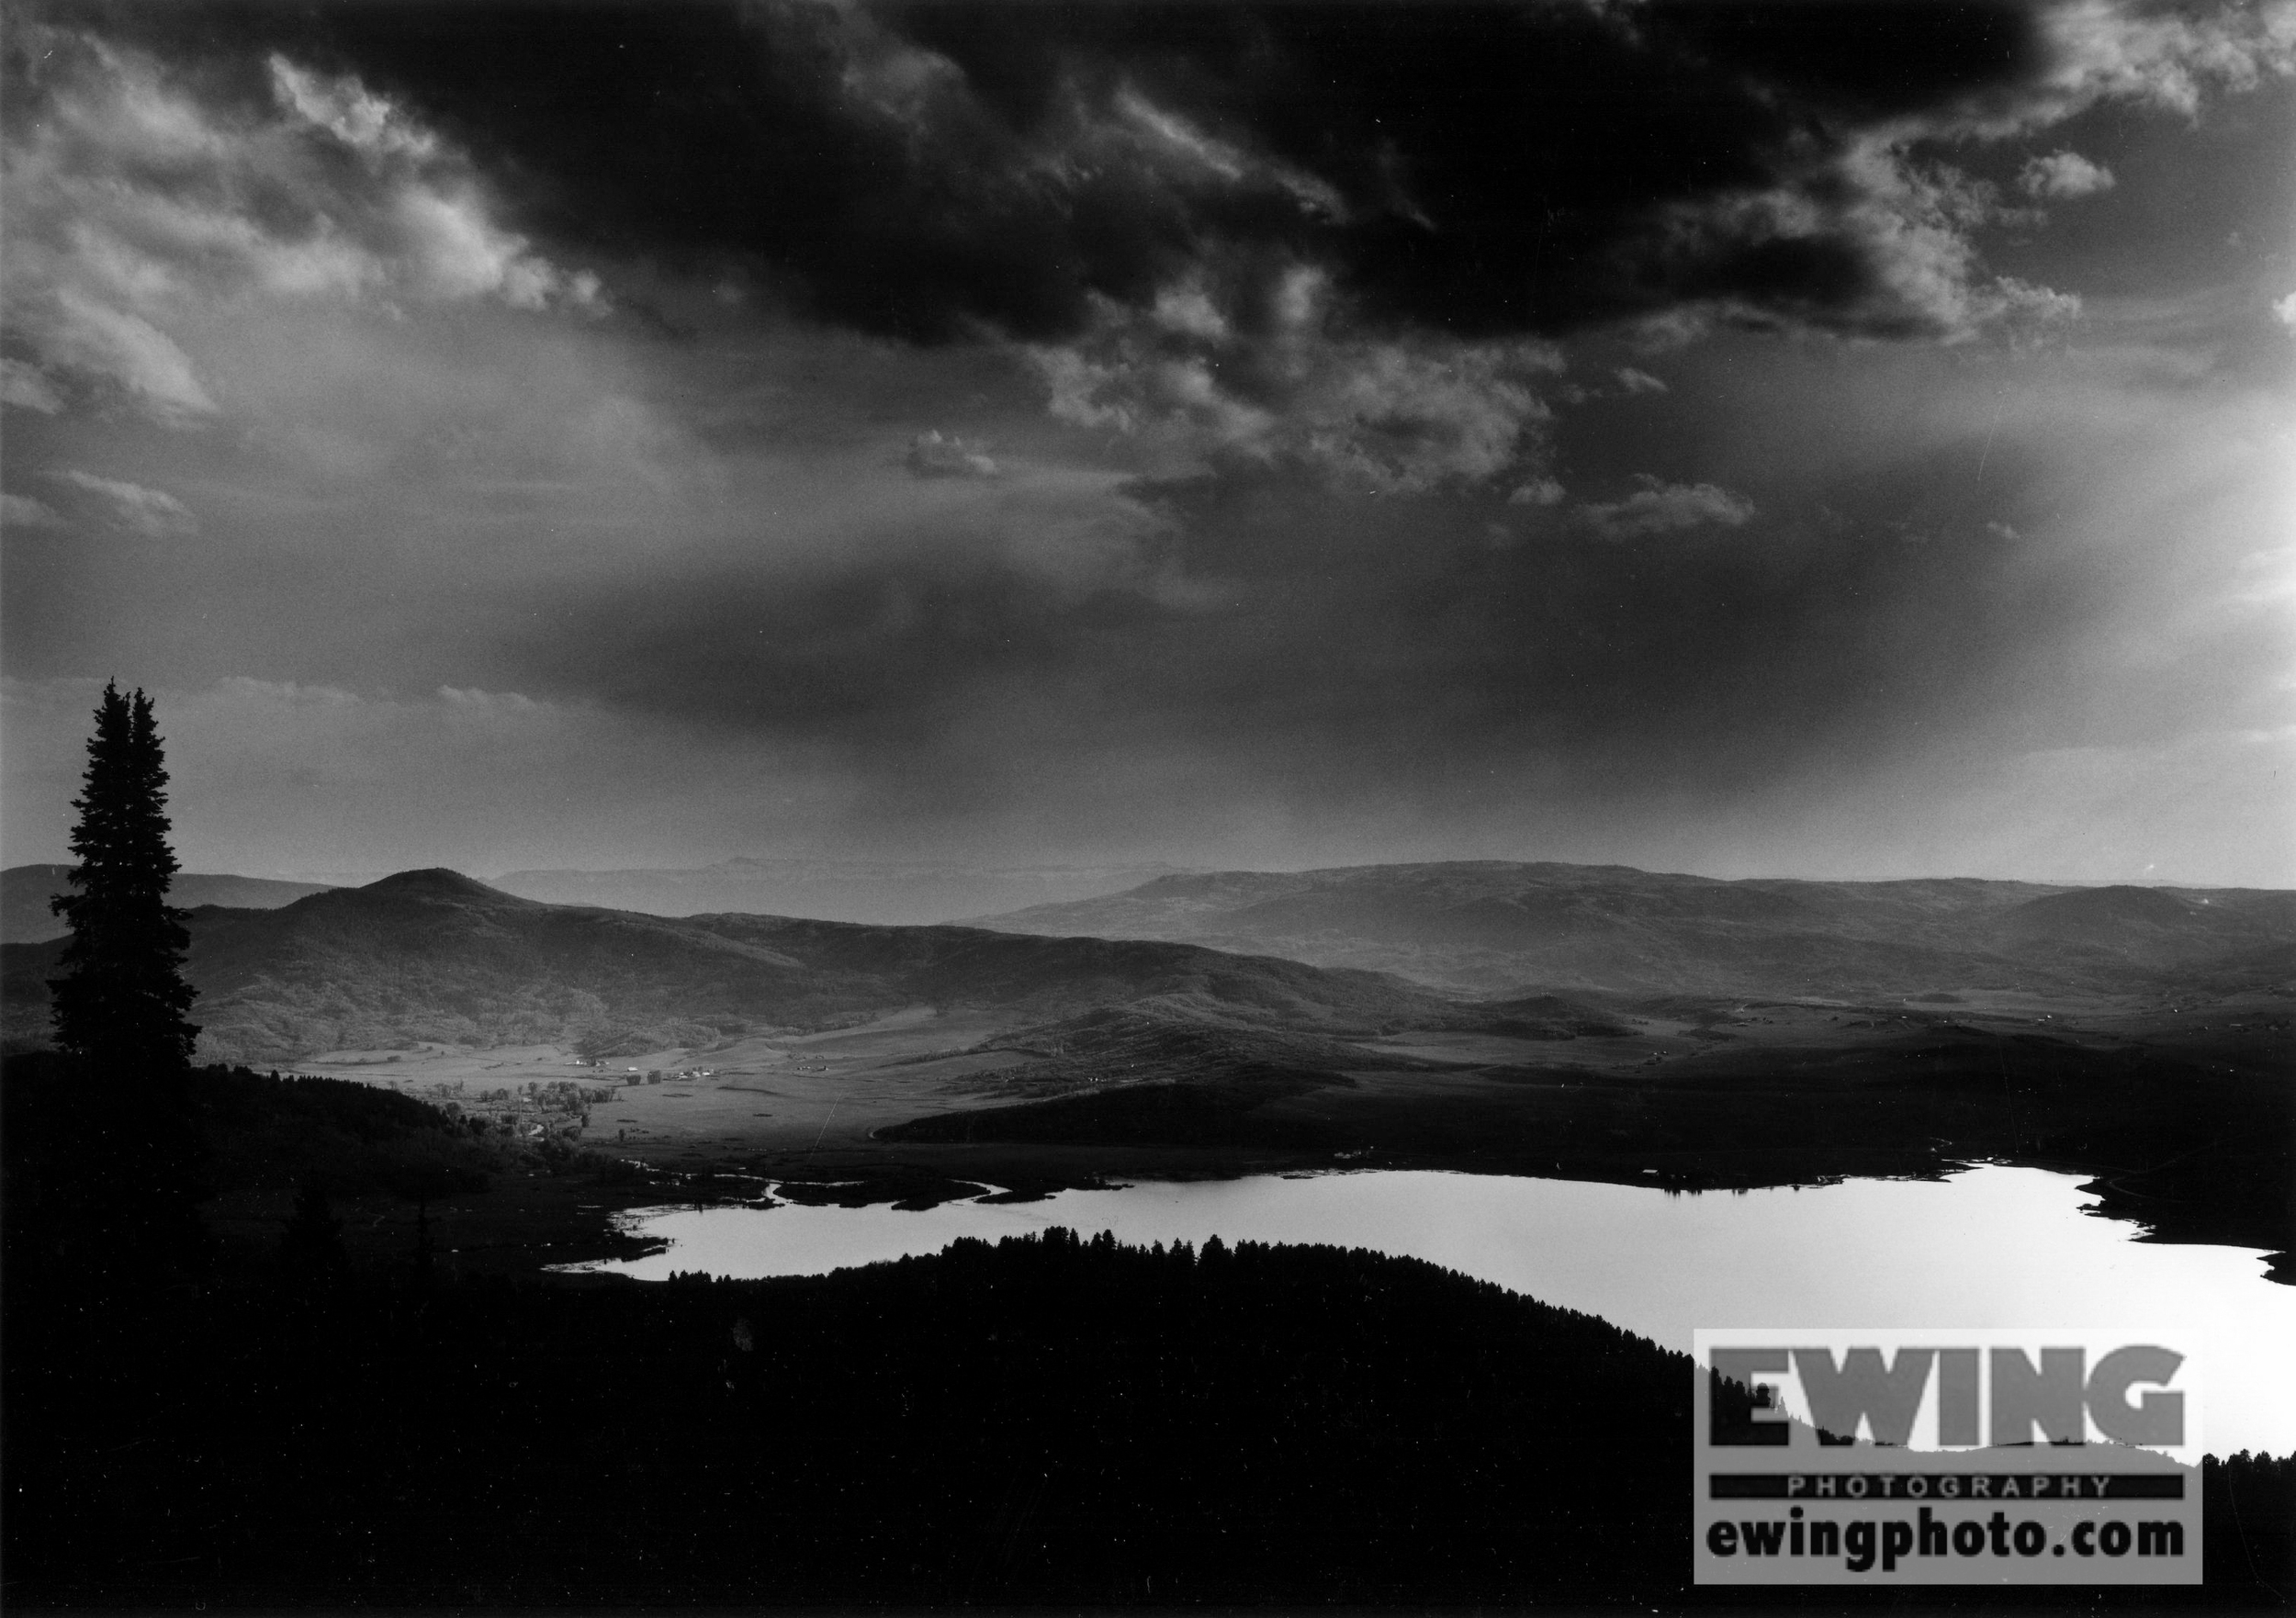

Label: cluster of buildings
[566,1058,718,1083]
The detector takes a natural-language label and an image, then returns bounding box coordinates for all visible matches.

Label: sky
[3,0,2292,888]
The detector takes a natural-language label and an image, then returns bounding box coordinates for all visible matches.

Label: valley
[6,859,2288,1279]
[287,982,2289,1280]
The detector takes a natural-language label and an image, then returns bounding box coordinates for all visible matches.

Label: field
[260,982,2291,1286]
[290,995,1795,1174]
[298,1006,1036,1162]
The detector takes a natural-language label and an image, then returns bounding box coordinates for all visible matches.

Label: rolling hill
[0,868,1464,1065]
[968,861,2296,1000]
[2,864,335,945]
[490,856,1194,926]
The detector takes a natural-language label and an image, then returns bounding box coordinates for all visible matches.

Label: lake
[566,1163,2296,1456]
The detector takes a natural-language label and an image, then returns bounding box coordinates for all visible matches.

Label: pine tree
[48,682,200,1072]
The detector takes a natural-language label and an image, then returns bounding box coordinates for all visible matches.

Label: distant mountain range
[968,860,2296,1000]
[11,858,2288,1069]
[490,857,1196,926]
[0,869,1459,1065]
[1,864,335,946]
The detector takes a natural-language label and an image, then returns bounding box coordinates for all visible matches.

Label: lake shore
[131,984,2295,1290]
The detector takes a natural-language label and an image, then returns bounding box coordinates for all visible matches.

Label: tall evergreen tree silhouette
[49,682,200,1071]
[38,683,207,1286]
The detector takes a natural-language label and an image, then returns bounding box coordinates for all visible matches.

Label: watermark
[1694,1329,2200,1585]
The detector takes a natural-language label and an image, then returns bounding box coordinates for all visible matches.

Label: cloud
[1615,367,1669,396]
[51,469,198,537]
[1574,476,1755,539]
[1639,135,2087,343]
[3,4,2287,890]
[2023,0,2296,125]
[1,493,67,530]
[34,288,219,425]
[267,56,444,163]
[906,430,1001,478]
[2275,291,2296,332]
[6,309,2275,884]
[78,1,2042,352]
[44,0,2289,371]
[2020,149,2117,198]
[1,27,605,426]
[1034,268,1562,492]
[0,359,64,414]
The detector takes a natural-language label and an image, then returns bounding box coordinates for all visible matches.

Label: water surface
[571,1163,2296,1455]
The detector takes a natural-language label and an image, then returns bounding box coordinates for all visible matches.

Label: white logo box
[1693,1328,2201,1586]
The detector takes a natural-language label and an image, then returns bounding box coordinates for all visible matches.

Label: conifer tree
[49,681,200,1072]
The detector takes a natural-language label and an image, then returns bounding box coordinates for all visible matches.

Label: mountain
[967,860,2296,999]
[490,857,1196,927]
[1,864,335,945]
[0,869,1462,1065]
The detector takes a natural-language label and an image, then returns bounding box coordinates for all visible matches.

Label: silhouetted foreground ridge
[6,1223,1682,1604]
[4,1058,2290,1609]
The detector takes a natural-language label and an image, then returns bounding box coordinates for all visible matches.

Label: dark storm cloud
[511,550,1177,748]
[67,0,2107,344]
[7,2,2289,884]
[499,444,2067,822]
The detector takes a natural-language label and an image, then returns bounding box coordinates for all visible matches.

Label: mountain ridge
[967,860,2296,998]
[1,864,336,945]
[1,868,1464,1065]
[490,858,1199,927]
